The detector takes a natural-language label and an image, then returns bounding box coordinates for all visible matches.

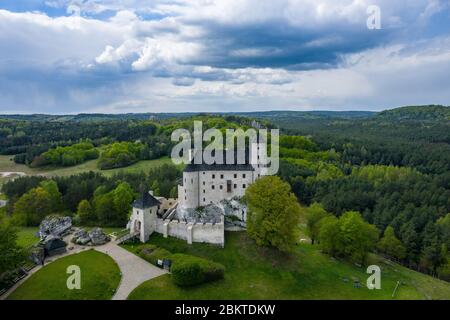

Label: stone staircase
[115,231,139,244]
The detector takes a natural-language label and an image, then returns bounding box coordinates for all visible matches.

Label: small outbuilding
[43,236,67,257]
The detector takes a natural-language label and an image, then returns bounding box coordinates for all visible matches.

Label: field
[16,227,39,248]
[0,155,173,185]
[7,250,121,300]
[126,232,450,300]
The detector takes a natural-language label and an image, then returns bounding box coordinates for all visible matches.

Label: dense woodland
[0,105,449,280]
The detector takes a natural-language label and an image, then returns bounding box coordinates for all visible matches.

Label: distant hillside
[0,110,376,122]
[235,110,376,120]
[377,105,450,121]
[1,105,448,123]
[0,113,171,122]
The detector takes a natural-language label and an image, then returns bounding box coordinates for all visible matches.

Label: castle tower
[179,170,200,208]
[129,190,161,242]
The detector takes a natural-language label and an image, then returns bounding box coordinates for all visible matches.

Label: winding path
[95,242,167,300]
[1,238,167,300]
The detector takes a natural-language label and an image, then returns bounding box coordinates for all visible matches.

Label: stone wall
[154,215,224,247]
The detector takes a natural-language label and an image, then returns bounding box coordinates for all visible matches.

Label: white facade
[129,205,158,243]
[178,169,255,209]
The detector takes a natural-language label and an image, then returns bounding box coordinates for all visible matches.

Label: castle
[127,147,268,246]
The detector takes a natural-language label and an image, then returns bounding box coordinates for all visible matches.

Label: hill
[126,232,450,300]
[0,110,376,123]
[377,105,450,121]
[2,105,448,124]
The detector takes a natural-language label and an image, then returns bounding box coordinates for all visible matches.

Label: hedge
[170,253,225,286]
[137,244,172,266]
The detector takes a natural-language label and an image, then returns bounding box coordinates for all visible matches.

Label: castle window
[212,185,215,190]
[203,181,205,185]
[212,174,215,179]
[234,184,237,189]
[203,189,205,193]
[220,185,223,190]
[220,174,224,179]
[243,184,246,188]
[234,173,237,178]
[184,196,187,200]
[227,180,232,192]
[203,198,206,202]
[203,172,205,174]
[191,178,193,184]
[243,174,246,178]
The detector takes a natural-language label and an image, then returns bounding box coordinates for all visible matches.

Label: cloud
[0,1,449,113]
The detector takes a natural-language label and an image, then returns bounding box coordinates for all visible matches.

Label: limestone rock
[72,229,90,245]
[88,228,110,245]
[38,216,72,240]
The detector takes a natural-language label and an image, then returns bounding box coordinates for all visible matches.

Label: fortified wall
[154,215,224,247]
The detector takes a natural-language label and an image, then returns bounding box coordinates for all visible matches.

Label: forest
[0,105,449,280]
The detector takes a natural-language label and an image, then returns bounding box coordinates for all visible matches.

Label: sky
[0,0,449,114]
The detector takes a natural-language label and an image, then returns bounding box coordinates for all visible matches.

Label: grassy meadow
[0,155,173,183]
[126,232,450,300]
[7,250,121,300]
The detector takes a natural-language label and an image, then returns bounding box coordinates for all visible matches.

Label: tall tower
[251,142,269,180]
[130,190,161,242]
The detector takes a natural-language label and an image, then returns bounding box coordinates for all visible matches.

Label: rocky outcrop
[88,228,110,245]
[71,227,110,246]
[72,229,91,245]
[38,216,72,240]
[175,198,247,228]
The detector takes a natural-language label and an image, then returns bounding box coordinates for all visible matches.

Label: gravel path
[1,237,167,300]
[95,242,167,300]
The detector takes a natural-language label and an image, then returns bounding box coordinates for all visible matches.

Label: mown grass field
[16,227,39,248]
[0,155,173,177]
[7,250,121,300]
[126,232,450,300]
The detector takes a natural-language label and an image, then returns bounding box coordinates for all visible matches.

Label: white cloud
[0,1,449,113]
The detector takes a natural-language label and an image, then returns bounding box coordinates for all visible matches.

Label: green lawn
[126,232,450,300]
[8,250,121,300]
[16,227,39,248]
[0,155,174,186]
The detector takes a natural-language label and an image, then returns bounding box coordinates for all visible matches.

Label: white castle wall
[154,216,224,247]
[179,170,255,209]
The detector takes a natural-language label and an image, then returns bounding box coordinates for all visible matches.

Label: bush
[137,245,172,266]
[170,253,225,287]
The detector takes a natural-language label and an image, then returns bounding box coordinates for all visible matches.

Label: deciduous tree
[378,226,406,261]
[245,176,301,252]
